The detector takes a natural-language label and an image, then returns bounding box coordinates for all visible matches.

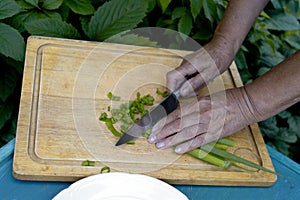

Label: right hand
[167,36,235,97]
[148,87,259,154]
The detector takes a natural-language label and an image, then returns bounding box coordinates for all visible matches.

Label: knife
[115,72,198,146]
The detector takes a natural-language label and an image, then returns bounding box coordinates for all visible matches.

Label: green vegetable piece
[99,112,108,121]
[201,144,276,174]
[213,143,229,150]
[81,160,95,166]
[100,166,111,173]
[126,140,135,145]
[141,94,154,106]
[81,160,89,166]
[107,92,121,101]
[156,88,169,98]
[188,148,231,168]
[142,129,152,138]
[217,138,237,147]
[105,118,122,137]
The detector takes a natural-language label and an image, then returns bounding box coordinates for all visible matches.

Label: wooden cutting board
[13,36,276,186]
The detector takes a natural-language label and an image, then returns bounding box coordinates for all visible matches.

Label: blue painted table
[1,139,300,200]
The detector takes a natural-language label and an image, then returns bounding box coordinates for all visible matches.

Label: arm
[149,51,300,154]
[169,0,270,97]
[243,50,300,122]
[213,0,270,62]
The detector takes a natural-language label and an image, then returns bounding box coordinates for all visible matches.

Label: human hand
[167,37,235,97]
[148,87,257,154]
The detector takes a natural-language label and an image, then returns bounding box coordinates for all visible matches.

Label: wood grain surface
[13,36,276,186]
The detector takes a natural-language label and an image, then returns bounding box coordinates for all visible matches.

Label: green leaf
[41,0,63,10]
[190,0,203,21]
[259,41,285,67]
[0,23,25,61]
[276,128,297,143]
[157,0,172,13]
[0,0,23,20]
[284,31,300,49]
[8,10,62,33]
[192,29,212,41]
[86,0,148,41]
[203,0,216,25]
[0,55,23,75]
[256,67,270,77]
[0,110,17,144]
[64,0,95,15]
[25,18,81,39]
[16,0,35,9]
[106,33,158,47]
[264,12,300,31]
[145,0,156,12]
[0,100,14,130]
[286,0,300,16]
[275,140,290,156]
[270,0,284,10]
[278,111,292,119]
[0,67,18,102]
[234,49,248,70]
[259,117,279,138]
[287,115,300,135]
[24,0,39,7]
[172,7,186,20]
[80,16,90,36]
[178,12,193,36]
[57,1,70,21]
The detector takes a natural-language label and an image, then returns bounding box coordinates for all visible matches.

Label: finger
[151,110,211,144]
[174,120,227,154]
[155,123,208,149]
[148,96,212,143]
[174,123,227,154]
[179,73,207,97]
[167,61,198,92]
[163,96,211,125]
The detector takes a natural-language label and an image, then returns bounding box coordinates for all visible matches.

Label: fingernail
[156,141,165,148]
[148,135,156,143]
[175,146,183,154]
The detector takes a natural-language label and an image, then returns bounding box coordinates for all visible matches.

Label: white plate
[53,172,188,200]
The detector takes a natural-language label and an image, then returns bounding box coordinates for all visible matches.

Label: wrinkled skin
[148,0,300,154]
[166,38,234,98]
[148,88,255,154]
[148,48,300,155]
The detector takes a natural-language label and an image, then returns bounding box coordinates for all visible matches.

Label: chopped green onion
[105,118,122,137]
[201,144,276,174]
[100,166,110,173]
[107,92,121,101]
[213,143,229,150]
[217,138,237,147]
[188,148,231,168]
[126,140,135,145]
[156,88,169,98]
[81,160,95,166]
[99,112,108,121]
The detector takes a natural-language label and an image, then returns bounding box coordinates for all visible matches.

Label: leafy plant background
[0,0,299,163]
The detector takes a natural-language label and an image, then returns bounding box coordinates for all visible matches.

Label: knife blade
[115,91,180,146]
[115,72,198,146]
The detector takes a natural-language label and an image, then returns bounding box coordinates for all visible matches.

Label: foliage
[0,0,299,163]
[236,0,300,163]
